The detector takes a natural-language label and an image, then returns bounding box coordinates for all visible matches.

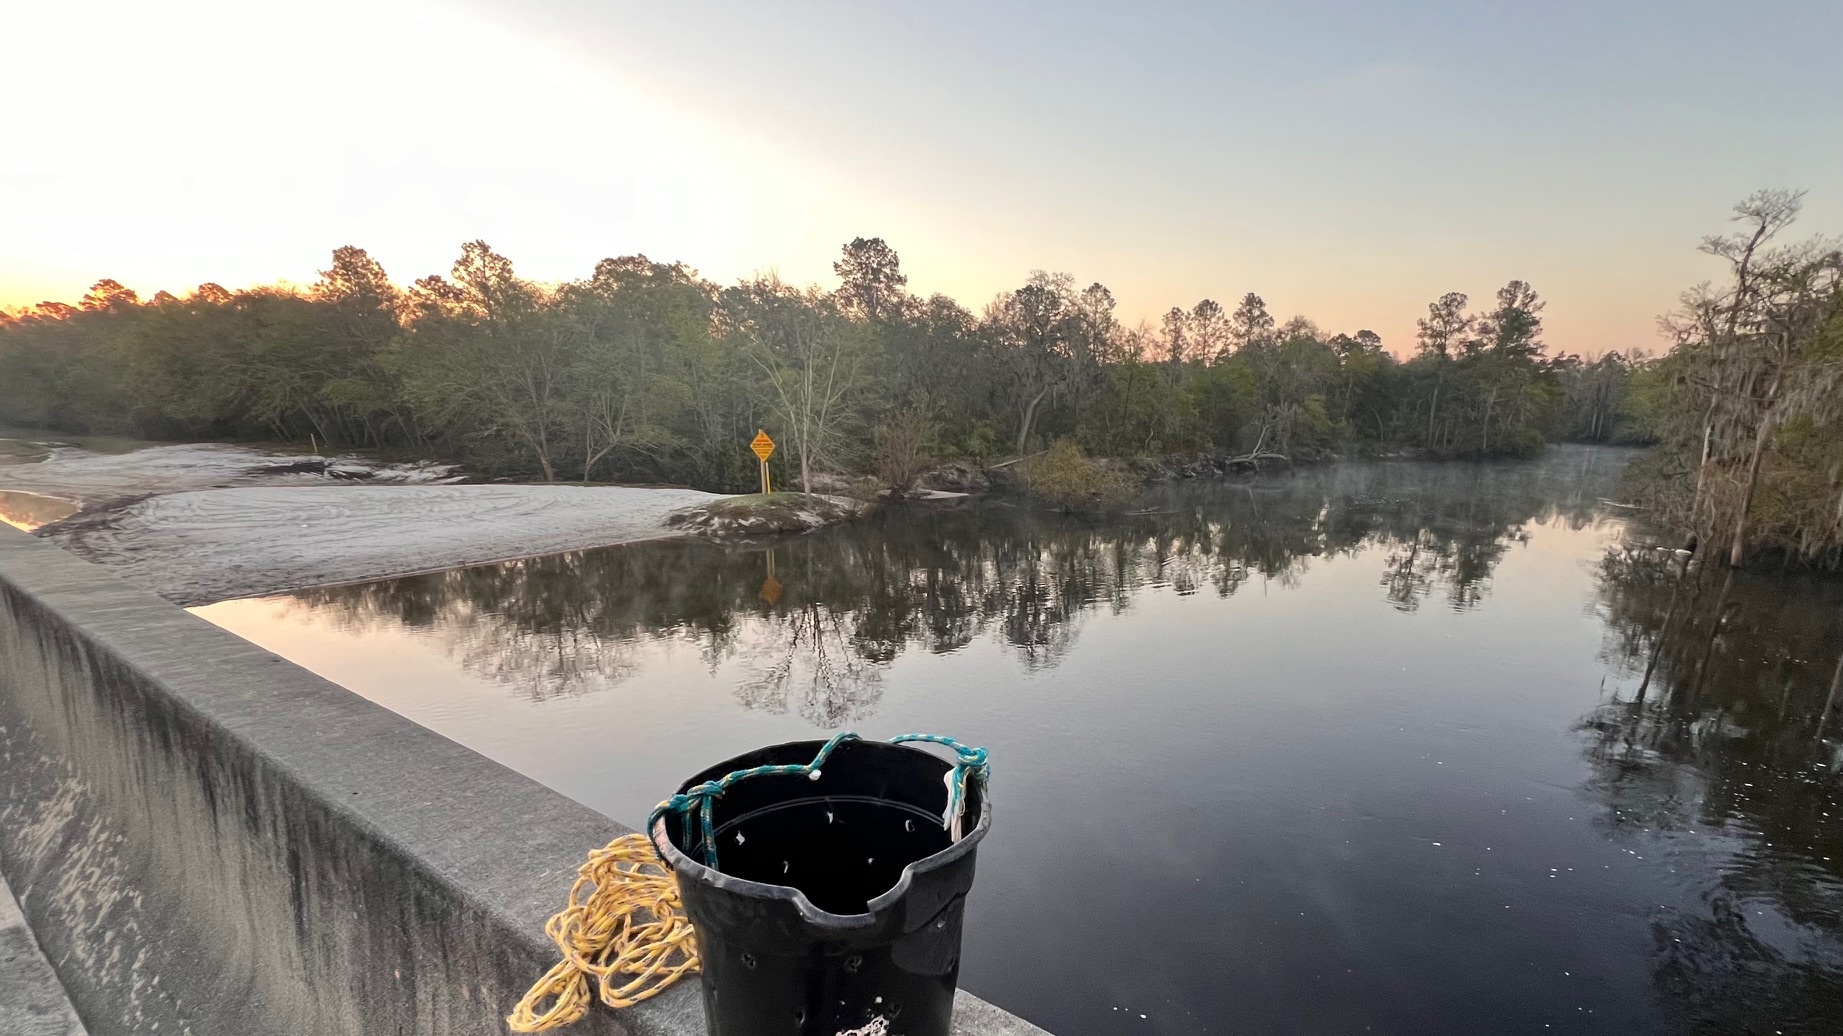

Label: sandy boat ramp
[0,436,725,605]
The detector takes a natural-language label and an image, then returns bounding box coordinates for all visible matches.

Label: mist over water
[196,446,1843,1035]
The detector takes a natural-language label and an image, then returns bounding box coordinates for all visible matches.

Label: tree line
[3,193,1835,568]
[1622,190,1843,570]
[0,238,1641,495]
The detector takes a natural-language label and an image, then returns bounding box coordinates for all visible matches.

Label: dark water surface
[193,447,1843,1036]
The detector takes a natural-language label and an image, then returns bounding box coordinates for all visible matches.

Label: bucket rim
[648,739,992,928]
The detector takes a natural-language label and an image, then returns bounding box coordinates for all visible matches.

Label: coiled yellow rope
[506,833,700,1032]
[509,734,986,1031]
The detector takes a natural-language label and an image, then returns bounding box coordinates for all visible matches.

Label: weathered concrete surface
[0,872,88,1036]
[0,528,1048,1036]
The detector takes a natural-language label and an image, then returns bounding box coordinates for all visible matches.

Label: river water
[192,446,1843,1036]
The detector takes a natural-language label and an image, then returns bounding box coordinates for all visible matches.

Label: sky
[3,0,1840,355]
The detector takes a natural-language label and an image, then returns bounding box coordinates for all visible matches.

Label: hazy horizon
[5,0,1840,356]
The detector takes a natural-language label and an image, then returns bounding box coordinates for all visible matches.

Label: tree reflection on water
[289,451,1623,709]
[1584,544,1843,1034]
[736,596,885,726]
[272,447,1843,1027]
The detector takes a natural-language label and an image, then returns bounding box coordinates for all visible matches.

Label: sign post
[750,429,776,495]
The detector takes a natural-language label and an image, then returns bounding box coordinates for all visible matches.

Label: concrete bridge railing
[0,528,1046,1036]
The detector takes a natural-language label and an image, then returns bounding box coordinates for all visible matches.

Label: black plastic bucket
[649,737,991,1036]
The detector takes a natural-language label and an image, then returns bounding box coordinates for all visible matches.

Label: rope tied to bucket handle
[508,732,990,1031]
[647,730,990,870]
[890,732,990,843]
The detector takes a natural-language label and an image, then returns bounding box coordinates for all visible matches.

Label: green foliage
[1015,439,1139,511]
[1080,359,1202,457]
[0,234,1679,495]
[958,421,1003,460]
[1549,351,1647,444]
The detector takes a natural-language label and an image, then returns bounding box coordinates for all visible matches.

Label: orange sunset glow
[7,0,1838,354]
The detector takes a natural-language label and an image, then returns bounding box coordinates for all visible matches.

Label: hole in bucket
[740,953,756,970]
[844,955,863,973]
[793,1009,805,1025]
[888,1002,903,1018]
[702,799,953,914]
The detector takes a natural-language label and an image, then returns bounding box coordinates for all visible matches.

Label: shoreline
[37,483,729,607]
[1,434,1653,606]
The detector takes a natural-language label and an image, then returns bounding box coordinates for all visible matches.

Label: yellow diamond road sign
[750,431,775,461]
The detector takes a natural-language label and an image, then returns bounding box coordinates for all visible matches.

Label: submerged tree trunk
[1637,547,1697,701]
[1819,633,1843,739]
[1689,567,1737,699]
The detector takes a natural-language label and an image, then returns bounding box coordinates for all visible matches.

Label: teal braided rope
[889,733,990,834]
[648,731,862,868]
[649,732,990,870]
